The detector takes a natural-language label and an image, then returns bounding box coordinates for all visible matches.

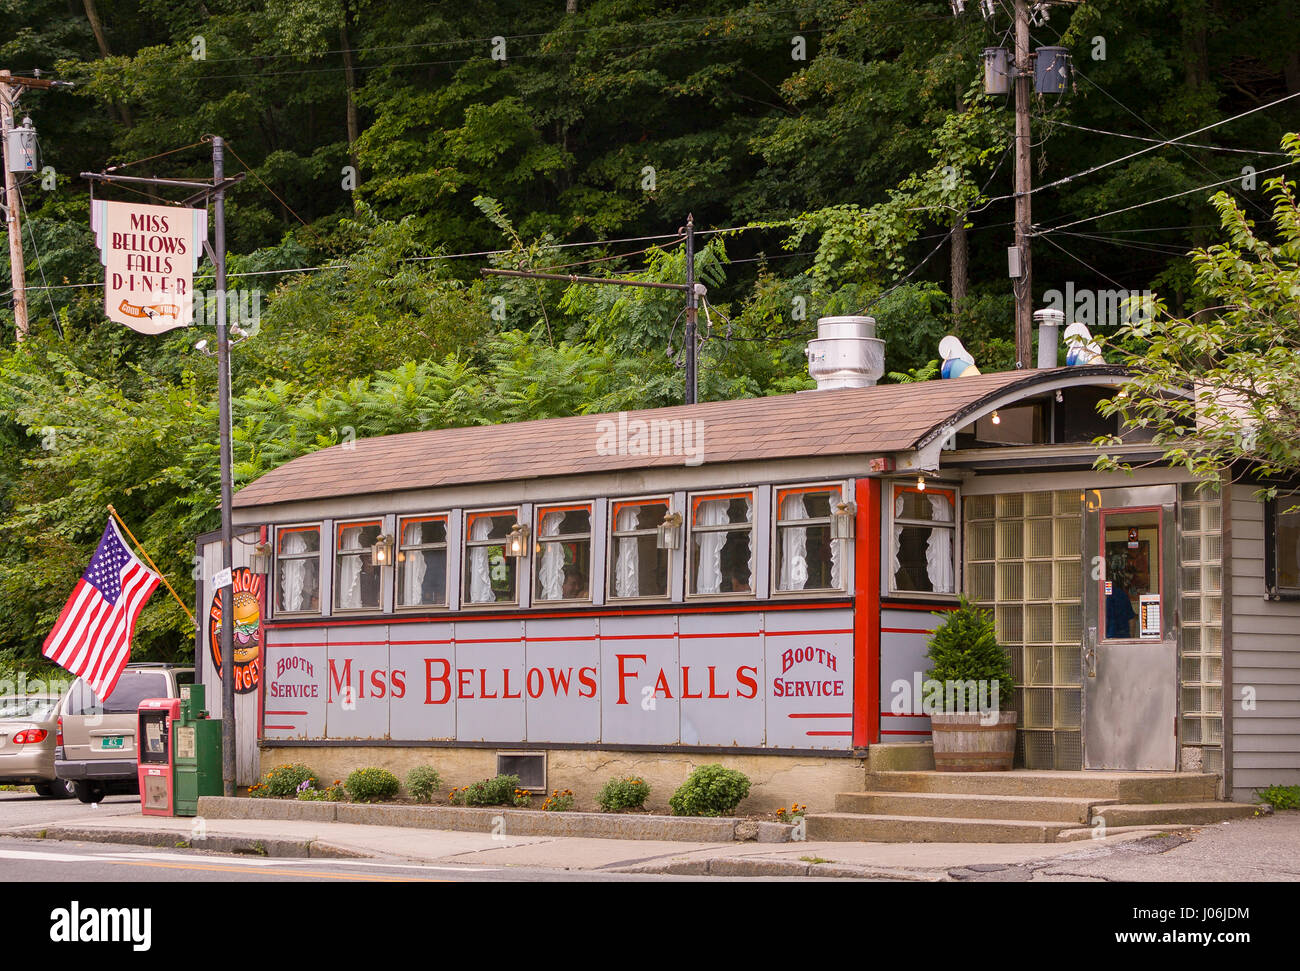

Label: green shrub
[597,777,650,812]
[448,774,525,807]
[923,597,1015,713]
[1255,784,1300,811]
[255,763,319,798]
[345,767,401,803]
[405,766,443,803]
[668,765,751,817]
[298,783,347,802]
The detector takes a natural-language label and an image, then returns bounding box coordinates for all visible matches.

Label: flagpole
[106,504,196,625]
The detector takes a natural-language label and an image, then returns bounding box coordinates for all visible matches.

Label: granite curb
[5,824,368,859]
[197,796,795,843]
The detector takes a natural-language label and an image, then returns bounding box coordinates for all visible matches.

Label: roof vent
[805,316,885,390]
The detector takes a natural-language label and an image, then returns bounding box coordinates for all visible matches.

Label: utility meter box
[173,682,223,817]
[137,698,180,817]
[6,123,37,173]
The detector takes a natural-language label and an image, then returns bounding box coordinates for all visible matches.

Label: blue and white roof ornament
[939,336,980,379]
[1064,322,1105,366]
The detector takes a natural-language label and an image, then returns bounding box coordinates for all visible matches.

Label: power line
[1036,159,1298,235]
[1037,118,1289,156]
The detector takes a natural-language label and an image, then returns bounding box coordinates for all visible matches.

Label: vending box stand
[137,698,180,817]
[174,682,223,817]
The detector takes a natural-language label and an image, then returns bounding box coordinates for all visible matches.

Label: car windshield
[0,697,58,720]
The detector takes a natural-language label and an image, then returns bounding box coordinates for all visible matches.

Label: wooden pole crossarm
[107,504,196,625]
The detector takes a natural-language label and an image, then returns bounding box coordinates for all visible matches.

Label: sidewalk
[0,806,1214,880]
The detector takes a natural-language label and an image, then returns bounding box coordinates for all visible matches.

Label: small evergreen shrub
[405,766,443,803]
[254,763,318,798]
[597,777,650,812]
[668,765,751,817]
[449,774,526,807]
[923,597,1015,713]
[345,767,401,803]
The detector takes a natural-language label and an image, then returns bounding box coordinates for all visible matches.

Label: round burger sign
[208,566,262,694]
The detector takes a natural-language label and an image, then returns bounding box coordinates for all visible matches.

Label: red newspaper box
[137,698,180,816]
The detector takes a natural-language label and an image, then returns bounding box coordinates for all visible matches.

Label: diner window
[535,504,593,603]
[890,486,957,595]
[775,485,843,592]
[609,498,670,600]
[397,515,448,608]
[1264,491,1300,600]
[464,510,518,605]
[690,492,754,596]
[335,520,383,611]
[276,525,320,614]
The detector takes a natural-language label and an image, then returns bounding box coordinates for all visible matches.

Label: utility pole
[212,135,237,798]
[1012,0,1034,368]
[684,214,697,405]
[0,70,71,342]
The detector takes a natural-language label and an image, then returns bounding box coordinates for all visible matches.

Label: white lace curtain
[779,494,809,590]
[614,506,641,598]
[279,531,309,611]
[538,511,566,600]
[696,498,752,594]
[336,527,365,609]
[892,492,954,593]
[401,521,428,605]
[468,516,495,603]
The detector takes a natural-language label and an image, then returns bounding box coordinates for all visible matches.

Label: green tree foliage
[923,597,1015,714]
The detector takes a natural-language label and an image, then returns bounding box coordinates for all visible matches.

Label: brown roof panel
[234,368,1123,509]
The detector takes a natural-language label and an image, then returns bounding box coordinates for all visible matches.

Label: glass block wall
[964,490,1083,769]
[1179,483,1224,779]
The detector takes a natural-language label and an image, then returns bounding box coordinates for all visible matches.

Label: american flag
[43,519,161,701]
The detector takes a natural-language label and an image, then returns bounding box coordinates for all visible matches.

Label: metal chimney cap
[1033,308,1065,326]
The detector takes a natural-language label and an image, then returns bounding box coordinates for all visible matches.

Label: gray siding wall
[1230,487,1300,802]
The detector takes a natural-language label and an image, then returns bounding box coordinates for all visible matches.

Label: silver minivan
[55,664,194,803]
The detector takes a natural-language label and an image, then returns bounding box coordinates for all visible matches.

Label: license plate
[101,736,124,750]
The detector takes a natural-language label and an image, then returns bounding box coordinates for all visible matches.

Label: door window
[1100,509,1162,640]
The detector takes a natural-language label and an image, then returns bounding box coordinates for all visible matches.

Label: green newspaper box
[174,683,223,817]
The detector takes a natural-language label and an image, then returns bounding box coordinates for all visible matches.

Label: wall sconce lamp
[656,512,683,550]
[249,542,272,574]
[506,523,531,558]
[370,534,395,567]
[831,501,857,540]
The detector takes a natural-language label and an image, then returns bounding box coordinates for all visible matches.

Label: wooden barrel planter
[930,712,1018,771]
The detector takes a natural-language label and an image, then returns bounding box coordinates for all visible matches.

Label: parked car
[0,694,72,798]
[55,663,195,804]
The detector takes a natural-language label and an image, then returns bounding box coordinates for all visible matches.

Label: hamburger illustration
[213,589,261,665]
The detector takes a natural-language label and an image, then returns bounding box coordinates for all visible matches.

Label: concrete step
[835,790,1111,824]
[863,770,1218,803]
[806,812,1078,844]
[1088,801,1262,828]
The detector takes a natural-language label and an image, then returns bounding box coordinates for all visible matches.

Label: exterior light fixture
[371,533,395,567]
[248,542,272,575]
[831,501,857,540]
[656,512,683,550]
[991,410,1002,424]
[916,476,927,492]
[506,523,530,558]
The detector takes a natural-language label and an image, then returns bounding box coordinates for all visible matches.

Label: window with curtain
[464,510,518,604]
[335,521,382,611]
[397,515,447,607]
[276,525,320,614]
[890,486,956,594]
[775,486,842,592]
[690,493,754,595]
[609,498,670,600]
[535,505,592,602]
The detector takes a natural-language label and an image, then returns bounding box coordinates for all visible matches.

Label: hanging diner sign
[90,199,207,334]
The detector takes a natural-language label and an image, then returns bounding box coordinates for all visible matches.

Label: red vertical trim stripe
[854,477,881,747]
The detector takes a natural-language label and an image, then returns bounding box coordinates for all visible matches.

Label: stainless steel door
[1081,486,1179,770]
